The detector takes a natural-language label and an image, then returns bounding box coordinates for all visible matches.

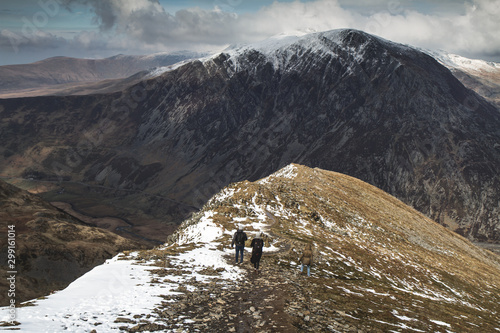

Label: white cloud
[239,0,356,37]
[81,0,500,61]
[376,0,500,60]
[1,0,499,64]
[0,29,67,53]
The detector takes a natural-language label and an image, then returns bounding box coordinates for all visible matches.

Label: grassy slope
[175,163,500,332]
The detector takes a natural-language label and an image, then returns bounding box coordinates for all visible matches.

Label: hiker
[250,232,264,273]
[300,243,313,277]
[231,225,247,264]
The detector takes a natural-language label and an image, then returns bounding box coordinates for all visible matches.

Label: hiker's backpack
[253,238,264,253]
[235,231,246,245]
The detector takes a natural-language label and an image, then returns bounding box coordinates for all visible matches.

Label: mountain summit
[4,164,499,331]
[1,29,499,243]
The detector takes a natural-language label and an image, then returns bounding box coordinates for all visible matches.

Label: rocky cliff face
[1,29,500,243]
[0,180,144,306]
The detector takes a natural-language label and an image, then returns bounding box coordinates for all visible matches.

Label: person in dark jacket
[231,225,247,264]
[300,243,313,277]
[250,232,264,273]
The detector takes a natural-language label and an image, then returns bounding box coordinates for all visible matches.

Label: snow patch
[426,49,500,72]
[430,320,451,328]
[258,164,298,184]
[175,211,223,244]
[0,254,164,332]
[1,219,243,332]
[145,59,194,78]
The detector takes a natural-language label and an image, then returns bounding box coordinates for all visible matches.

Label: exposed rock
[114,317,136,324]
[125,322,169,332]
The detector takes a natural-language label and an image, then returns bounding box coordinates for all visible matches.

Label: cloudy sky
[0,0,499,65]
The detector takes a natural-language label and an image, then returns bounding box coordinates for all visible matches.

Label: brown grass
[166,163,500,331]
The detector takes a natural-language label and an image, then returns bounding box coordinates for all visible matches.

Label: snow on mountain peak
[258,163,298,184]
[223,30,310,55]
[425,49,500,72]
[205,29,413,76]
[143,29,499,83]
[145,59,194,78]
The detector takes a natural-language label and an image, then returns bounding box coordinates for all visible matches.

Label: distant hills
[0,29,499,244]
[0,51,205,98]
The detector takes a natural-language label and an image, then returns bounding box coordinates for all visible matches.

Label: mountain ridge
[3,164,498,332]
[428,50,500,109]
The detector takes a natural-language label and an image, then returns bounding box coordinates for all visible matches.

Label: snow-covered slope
[428,50,500,72]
[0,214,244,332]
[203,29,412,76]
[425,49,500,108]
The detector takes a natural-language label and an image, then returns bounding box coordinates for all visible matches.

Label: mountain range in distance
[429,50,500,109]
[0,51,206,98]
[1,36,499,107]
[0,28,499,247]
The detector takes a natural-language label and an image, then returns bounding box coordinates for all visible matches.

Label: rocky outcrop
[1,29,500,242]
[0,180,144,306]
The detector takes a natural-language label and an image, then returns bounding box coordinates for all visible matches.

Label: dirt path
[228,261,299,333]
[209,239,301,333]
[136,240,357,333]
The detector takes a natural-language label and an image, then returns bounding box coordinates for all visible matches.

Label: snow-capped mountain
[428,50,500,73]
[2,164,499,332]
[1,28,500,246]
[205,29,414,76]
[426,50,500,108]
